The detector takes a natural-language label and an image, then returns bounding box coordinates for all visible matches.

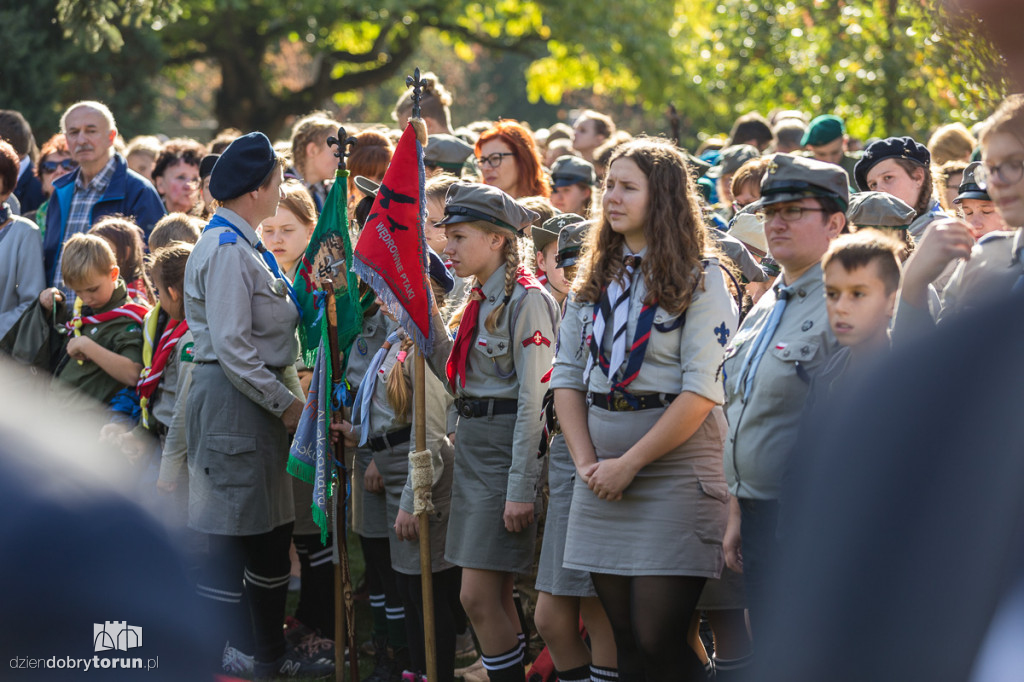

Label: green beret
[801,115,845,147]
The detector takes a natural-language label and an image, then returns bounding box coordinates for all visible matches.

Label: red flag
[352,123,436,355]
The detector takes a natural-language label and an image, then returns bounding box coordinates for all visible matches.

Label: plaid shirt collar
[74,155,117,194]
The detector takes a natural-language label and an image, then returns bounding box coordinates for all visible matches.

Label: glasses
[975,159,1024,189]
[756,205,827,223]
[40,159,78,174]
[475,152,515,169]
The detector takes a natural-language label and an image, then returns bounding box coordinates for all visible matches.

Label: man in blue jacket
[43,101,164,291]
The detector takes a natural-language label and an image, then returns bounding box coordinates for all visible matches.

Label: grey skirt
[535,434,596,597]
[697,566,747,610]
[563,406,729,577]
[374,436,455,576]
[445,412,541,573]
[186,362,295,536]
[351,446,389,538]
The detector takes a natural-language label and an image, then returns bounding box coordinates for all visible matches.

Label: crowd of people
[1,59,1023,682]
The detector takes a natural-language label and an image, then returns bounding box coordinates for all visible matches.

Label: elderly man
[42,101,164,292]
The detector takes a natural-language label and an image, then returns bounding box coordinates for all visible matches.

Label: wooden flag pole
[414,351,438,682]
[325,279,359,682]
[406,66,438,682]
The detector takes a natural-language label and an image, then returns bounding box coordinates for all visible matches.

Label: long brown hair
[574,137,709,316]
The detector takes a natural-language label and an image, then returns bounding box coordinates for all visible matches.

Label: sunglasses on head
[40,159,78,173]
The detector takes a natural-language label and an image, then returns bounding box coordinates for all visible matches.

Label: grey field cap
[555,216,591,269]
[438,181,539,233]
[550,155,597,187]
[759,153,850,210]
[424,134,474,173]
[954,161,990,204]
[534,212,585,252]
[846,191,916,229]
[707,144,760,179]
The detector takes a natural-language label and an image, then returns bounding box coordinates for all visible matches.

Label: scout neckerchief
[446,285,484,391]
[584,254,657,391]
[205,212,303,319]
[125,277,150,305]
[351,330,401,446]
[137,304,190,430]
[66,297,148,335]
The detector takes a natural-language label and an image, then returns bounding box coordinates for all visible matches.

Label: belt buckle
[460,401,475,418]
[612,393,630,411]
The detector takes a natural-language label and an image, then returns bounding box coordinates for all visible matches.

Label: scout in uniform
[531,213,583,307]
[183,132,332,679]
[548,155,596,217]
[347,250,458,682]
[534,218,619,682]
[423,134,474,178]
[952,161,1012,242]
[893,95,1024,338]
[721,154,847,641]
[425,181,559,682]
[800,114,861,183]
[707,144,761,222]
[854,136,946,241]
[552,138,739,682]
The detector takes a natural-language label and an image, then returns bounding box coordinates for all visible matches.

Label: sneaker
[254,648,334,680]
[221,641,255,675]
[401,671,427,682]
[454,628,477,658]
[284,616,337,661]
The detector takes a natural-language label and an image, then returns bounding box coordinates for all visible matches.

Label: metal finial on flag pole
[406,67,426,120]
[326,126,358,171]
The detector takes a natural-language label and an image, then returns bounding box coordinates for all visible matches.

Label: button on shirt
[722,262,838,500]
[54,157,118,298]
[184,207,300,417]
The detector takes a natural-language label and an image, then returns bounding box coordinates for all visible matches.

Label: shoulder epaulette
[219,231,237,245]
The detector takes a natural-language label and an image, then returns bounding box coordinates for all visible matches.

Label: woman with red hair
[475,120,549,199]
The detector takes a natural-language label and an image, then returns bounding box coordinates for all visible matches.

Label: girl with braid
[551,138,739,682]
[424,182,559,682]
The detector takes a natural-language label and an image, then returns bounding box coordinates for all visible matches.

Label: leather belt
[454,398,518,419]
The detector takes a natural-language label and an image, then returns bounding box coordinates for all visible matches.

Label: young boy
[39,233,148,411]
[817,229,903,396]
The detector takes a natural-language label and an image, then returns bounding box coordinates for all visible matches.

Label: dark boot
[361,635,391,682]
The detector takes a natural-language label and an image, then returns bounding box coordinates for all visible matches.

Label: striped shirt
[54,157,117,298]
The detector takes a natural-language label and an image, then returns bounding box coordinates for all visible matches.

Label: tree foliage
[16,0,1013,145]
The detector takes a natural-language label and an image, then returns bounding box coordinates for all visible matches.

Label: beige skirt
[563,405,729,577]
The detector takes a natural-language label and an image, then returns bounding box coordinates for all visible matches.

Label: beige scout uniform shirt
[893,229,1024,340]
[551,257,738,405]
[184,207,300,417]
[723,263,838,500]
[360,331,453,513]
[427,263,560,503]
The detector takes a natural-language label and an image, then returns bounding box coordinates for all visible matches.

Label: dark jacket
[43,153,164,286]
[14,163,45,216]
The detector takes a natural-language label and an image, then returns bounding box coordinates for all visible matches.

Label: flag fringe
[352,257,434,358]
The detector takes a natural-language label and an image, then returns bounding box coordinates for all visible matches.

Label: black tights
[395,567,461,682]
[590,573,707,682]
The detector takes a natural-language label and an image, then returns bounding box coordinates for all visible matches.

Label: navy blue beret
[209,132,277,201]
[854,136,930,192]
[427,246,455,293]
